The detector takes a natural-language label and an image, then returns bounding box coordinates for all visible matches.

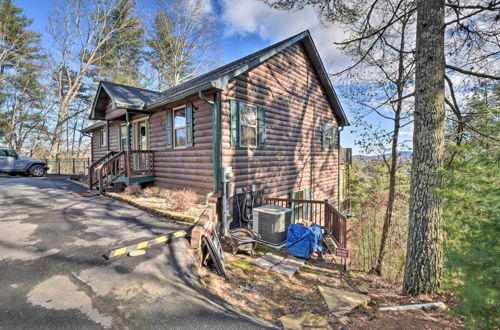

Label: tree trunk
[374,18,408,276]
[403,0,445,295]
[50,102,70,157]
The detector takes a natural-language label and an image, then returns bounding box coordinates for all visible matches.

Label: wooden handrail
[88,151,117,190]
[92,150,154,193]
[264,197,349,249]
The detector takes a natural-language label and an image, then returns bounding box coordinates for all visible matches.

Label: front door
[132,119,149,171]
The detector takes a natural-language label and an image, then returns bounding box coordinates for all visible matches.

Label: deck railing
[263,197,349,249]
[89,150,154,193]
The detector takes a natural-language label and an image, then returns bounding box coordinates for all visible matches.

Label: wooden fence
[45,158,90,175]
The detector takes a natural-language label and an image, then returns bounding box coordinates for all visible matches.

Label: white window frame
[99,128,107,147]
[119,124,127,150]
[239,102,258,148]
[173,106,187,149]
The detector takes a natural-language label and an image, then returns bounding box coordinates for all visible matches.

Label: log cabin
[82,30,351,244]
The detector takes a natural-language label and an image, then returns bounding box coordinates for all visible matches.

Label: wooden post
[72,158,75,175]
[106,120,110,151]
[126,112,132,151]
[56,154,60,175]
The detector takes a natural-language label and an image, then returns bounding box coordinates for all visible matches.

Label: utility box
[252,205,292,246]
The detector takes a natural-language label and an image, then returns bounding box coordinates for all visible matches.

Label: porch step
[116,175,155,185]
[323,233,340,254]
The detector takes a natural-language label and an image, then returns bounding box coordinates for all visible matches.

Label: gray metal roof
[101,81,162,109]
[88,30,349,126]
[81,120,106,133]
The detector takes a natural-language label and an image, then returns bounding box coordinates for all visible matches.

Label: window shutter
[258,107,266,148]
[186,103,193,147]
[230,100,240,146]
[166,110,173,149]
[322,124,328,150]
[330,126,336,150]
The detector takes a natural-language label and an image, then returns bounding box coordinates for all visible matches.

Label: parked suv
[0,148,48,177]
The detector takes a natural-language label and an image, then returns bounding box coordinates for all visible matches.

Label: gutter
[198,90,222,205]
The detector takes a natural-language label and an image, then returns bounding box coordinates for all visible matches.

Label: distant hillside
[353,151,412,163]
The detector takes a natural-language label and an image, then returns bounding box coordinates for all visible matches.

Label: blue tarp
[286,224,324,259]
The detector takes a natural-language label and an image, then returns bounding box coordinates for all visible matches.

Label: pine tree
[93,0,144,86]
[0,0,44,149]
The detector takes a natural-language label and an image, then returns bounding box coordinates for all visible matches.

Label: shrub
[124,183,142,196]
[169,188,198,212]
[143,185,161,198]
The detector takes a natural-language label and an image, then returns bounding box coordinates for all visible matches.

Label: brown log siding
[149,99,214,193]
[89,42,341,204]
[221,42,340,204]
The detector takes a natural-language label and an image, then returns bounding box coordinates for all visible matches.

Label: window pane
[241,103,257,126]
[241,126,257,146]
[175,128,186,147]
[174,109,186,128]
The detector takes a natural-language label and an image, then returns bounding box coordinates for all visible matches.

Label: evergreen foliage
[441,85,500,329]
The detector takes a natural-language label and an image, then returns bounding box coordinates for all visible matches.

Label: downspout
[198,90,222,205]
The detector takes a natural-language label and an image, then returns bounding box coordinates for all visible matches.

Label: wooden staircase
[88,150,154,194]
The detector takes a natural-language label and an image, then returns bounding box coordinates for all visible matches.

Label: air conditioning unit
[252,205,292,246]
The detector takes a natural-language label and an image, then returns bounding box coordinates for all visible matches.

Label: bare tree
[264,0,499,294]
[147,0,219,90]
[47,0,142,156]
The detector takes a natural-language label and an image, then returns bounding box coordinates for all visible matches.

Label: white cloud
[219,0,352,73]
[400,130,413,137]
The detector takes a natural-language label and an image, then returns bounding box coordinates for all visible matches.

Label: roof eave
[146,81,215,110]
[301,35,350,126]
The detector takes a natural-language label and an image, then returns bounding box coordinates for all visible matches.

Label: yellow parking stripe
[137,241,148,249]
[113,247,127,257]
[156,236,168,243]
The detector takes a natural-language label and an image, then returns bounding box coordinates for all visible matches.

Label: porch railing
[89,151,118,190]
[263,197,349,249]
[89,150,154,193]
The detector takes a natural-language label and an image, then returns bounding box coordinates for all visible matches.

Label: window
[99,129,107,147]
[119,125,127,150]
[230,100,266,147]
[173,108,186,148]
[4,149,17,157]
[240,103,258,147]
[322,124,336,150]
[0,149,16,157]
[166,103,193,149]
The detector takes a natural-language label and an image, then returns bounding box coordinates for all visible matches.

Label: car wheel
[30,165,46,177]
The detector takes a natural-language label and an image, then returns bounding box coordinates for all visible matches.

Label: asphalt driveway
[0,175,271,329]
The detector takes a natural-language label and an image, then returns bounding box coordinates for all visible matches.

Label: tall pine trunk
[403,0,445,295]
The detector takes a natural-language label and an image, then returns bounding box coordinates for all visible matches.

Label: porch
[89,150,154,194]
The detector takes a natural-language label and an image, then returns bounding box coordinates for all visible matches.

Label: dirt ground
[199,245,463,330]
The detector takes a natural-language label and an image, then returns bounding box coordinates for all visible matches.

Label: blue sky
[17,0,412,155]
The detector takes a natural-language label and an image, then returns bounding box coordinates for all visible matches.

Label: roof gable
[89,81,162,119]
[89,31,349,126]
